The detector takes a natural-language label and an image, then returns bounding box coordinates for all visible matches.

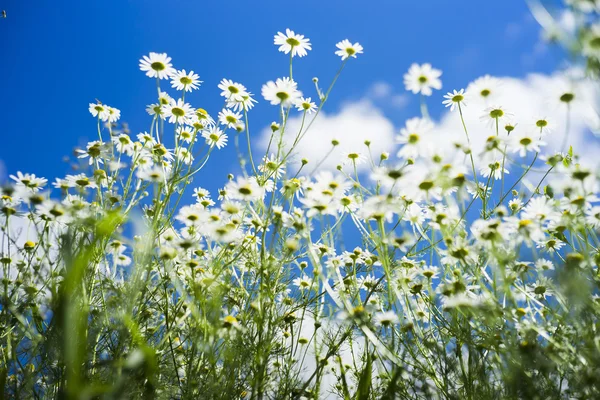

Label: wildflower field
[4,1,600,399]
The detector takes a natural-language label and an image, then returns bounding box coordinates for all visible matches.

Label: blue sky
[0,0,562,188]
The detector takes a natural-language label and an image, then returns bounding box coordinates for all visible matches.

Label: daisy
[218,79,247,102]
[176,126,196,144]
[226,176,265,202]
[261,77,302,107]
[509,131,546,157]
[533,117,553,135]
[583,24,600,60]
[189,109,216,131]
[163,98,194,124]
[146,103,165,119]
[65,173,97,189]
[293,275,314,291]
[10,172,47,192]
[335,39,363,60]
[218,109,243,129]
[442,89,466,111]
[480,105,512,128]
[112,134,135,156]
[467,75,501,101]
[396,117,434,159]
[202,126,228,149]
[226,92,257,112]
[258,154,286,179]
[193,187,211,202]
[89,103,109,121]
[274,29,312,58]
[139,52,175,80]
[176,147,194,165]
[136,165,164,183]
[342,150,368,166]
[586,206,600,229]
[479,160,509,181]
[403,63,442,96]
[76,141,107,165]
[106,106,121,123]
[373,311,399,327]
[170,69,202,92]
[295,97,317,114]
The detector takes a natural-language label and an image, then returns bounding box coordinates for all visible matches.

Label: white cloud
[431,70,600,168]
[259,70,600,175]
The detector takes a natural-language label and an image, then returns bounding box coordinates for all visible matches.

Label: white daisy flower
[295,97,317,114]
[273,29,311,58]
[218,79,247,102]
[163,99,194,124]
[202,126,228,149]
[480,105,512,128]
[139,52,175,80]
[218,109,243,129]
[170,69,202,92]
[509,131,546,157]
[335,39,363,60]
[442,89,466,112]
[396,117,434,159]
[467,75,502,102]
[136,165,165,182]
[403,63,442,96]
[89,103,109,120]
[261,77,302,107]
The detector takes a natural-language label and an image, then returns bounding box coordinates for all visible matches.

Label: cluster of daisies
[3,24,600,399]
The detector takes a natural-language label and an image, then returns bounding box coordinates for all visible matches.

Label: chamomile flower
[112,134,135,156]
[226,92,258,112]
[403,63,442,96]
[293,275,314,291]
[533,117,553,135]
[373,311,399,327]
[202,126,228,149]
[226,176,265,202]
[335,39,363,60]
[258,154,286,179]
[89,103,109,120]
[176,147,194,165]
[10,172,47,192]
[218,79,247,102]
[136,165,165,183]
[274,29,312,58]
[146,103,165,119]
[295,97,317,114]
[480,105,512,128]
[176,126,196,144]
[479,160,509,181]
[139,52,175,79]
[106,106,121,123]
[163,99,194,124]
[170,69,202,92]
[583,24,600,60]
[396,117,434,159]
[218,109,243,129]
[261,77,302,107]
[467,75,501,101]
[76,141,107,165]
[442,89,466,111]
[509,131,546,157]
